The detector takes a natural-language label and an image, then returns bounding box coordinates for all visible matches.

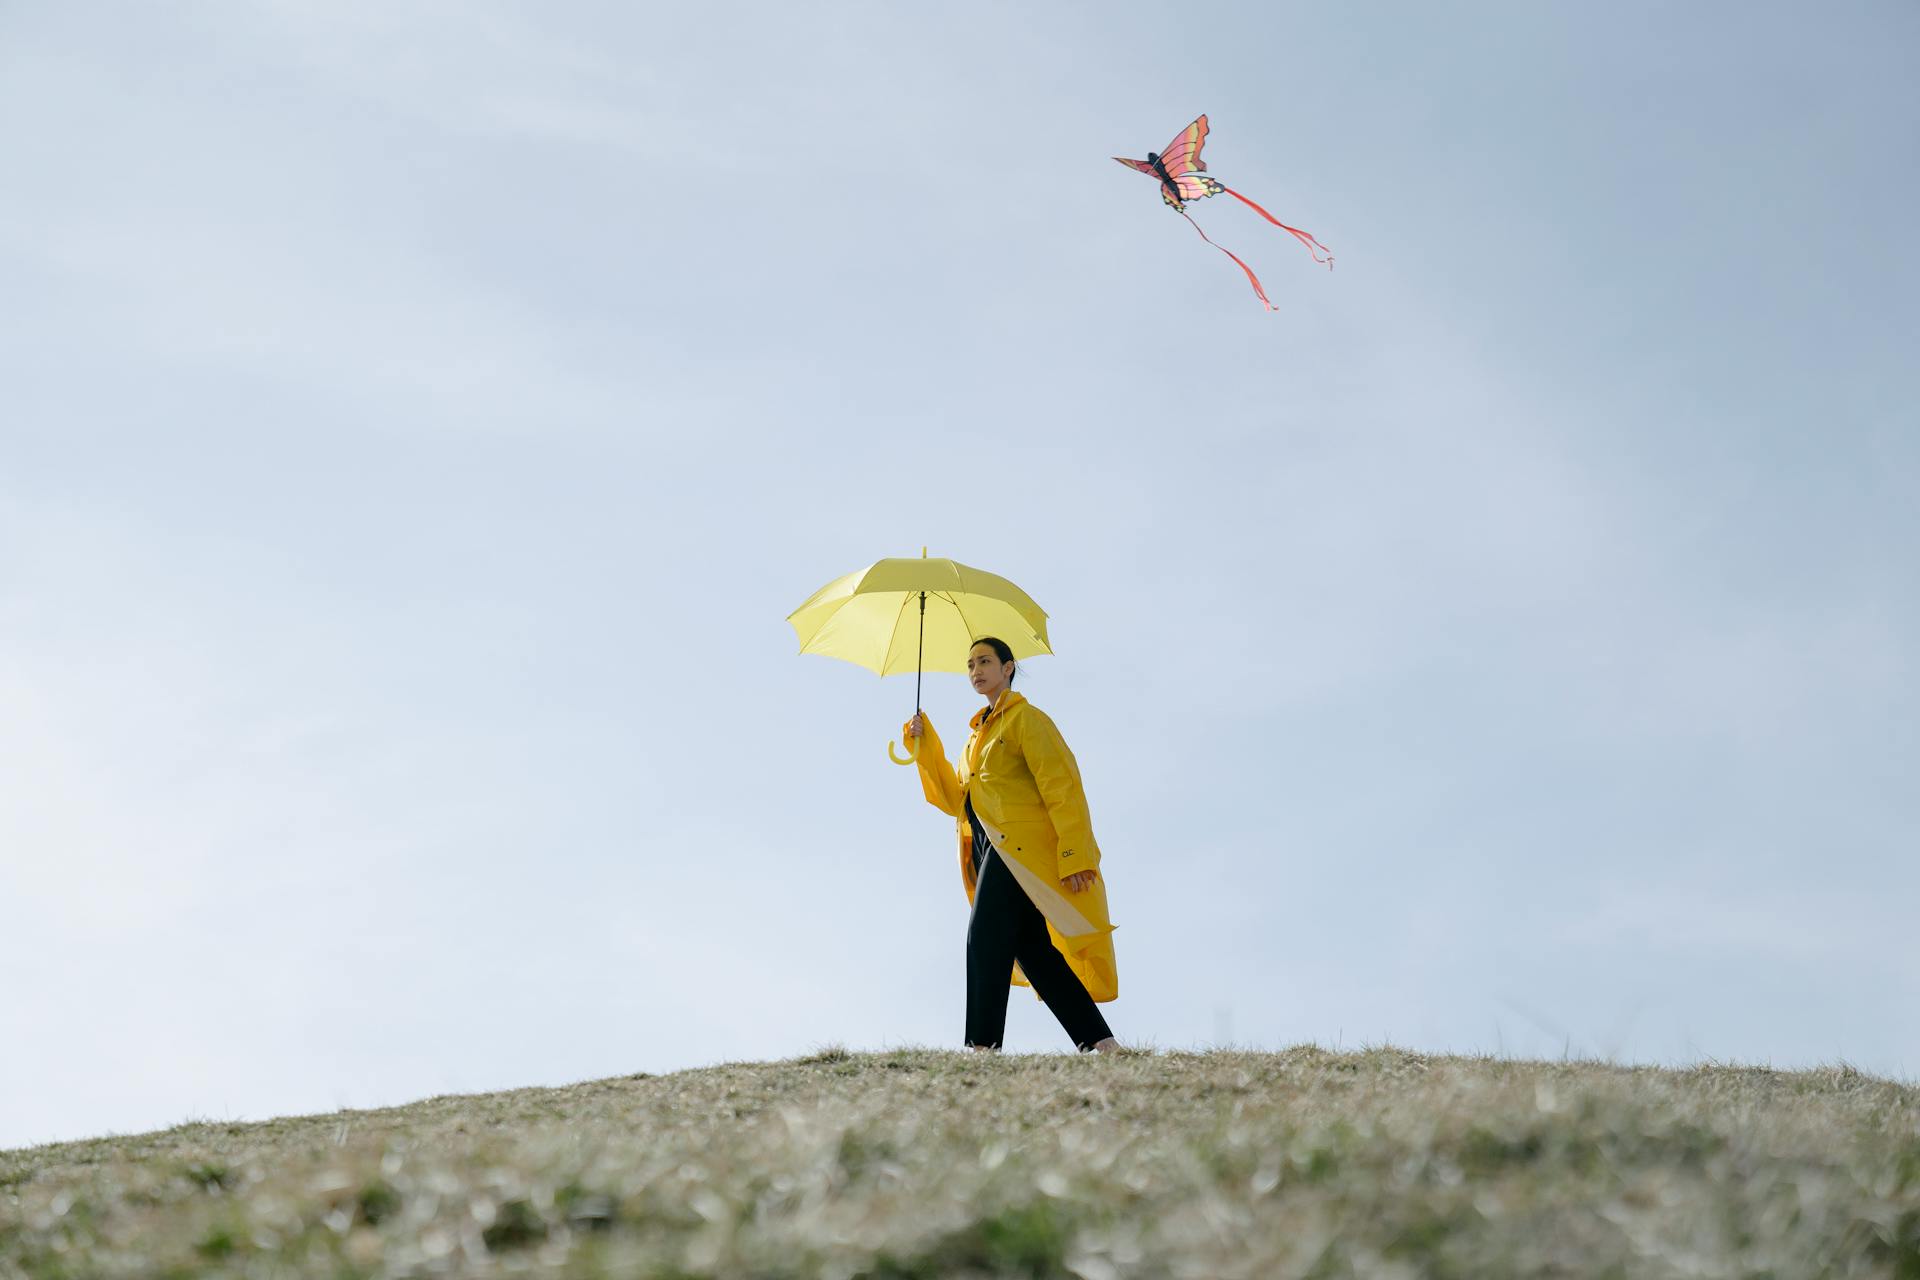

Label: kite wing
[1164,172,1225,208]
[1158,116,1227,208]
[1157,115,1212,175]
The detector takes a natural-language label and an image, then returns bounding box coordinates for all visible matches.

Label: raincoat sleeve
[904,714,964,818]
[1020,710,1100,877]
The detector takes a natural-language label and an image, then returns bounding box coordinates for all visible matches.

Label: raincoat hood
[968,689,1026,731]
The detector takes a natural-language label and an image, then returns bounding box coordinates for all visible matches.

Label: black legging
[965,800,1114,1051]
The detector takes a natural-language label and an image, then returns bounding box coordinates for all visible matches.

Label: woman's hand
[1062,869,1097,894]
[905,712,924,740]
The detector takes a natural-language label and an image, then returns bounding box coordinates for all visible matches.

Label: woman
[903,637,1123,1054]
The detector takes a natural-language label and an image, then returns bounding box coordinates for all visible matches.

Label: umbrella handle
[888,738,918,766]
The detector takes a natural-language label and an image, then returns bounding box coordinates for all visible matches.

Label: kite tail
[1222,186,1334,269]
[1178,208,1275,311]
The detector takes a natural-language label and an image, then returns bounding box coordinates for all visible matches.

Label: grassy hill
[3,1045,1916,1278]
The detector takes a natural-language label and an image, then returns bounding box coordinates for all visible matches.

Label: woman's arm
[904,712,965,817]
[1020,710,1100,876]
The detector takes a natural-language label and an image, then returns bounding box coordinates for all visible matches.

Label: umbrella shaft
[915,591,925,712]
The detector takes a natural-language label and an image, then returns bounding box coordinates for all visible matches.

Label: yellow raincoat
[903,692,1118,1003]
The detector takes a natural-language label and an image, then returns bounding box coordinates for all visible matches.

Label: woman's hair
[970,636,1017,686]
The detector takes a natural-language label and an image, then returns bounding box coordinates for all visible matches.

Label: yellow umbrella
[787,548,1052,764]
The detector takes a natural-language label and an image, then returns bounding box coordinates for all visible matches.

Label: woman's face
[968,644,1013,700]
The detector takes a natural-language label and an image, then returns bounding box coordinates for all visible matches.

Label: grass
[2,1045,1916,1277]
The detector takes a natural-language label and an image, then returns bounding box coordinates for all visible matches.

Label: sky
[2,1,1915,1150]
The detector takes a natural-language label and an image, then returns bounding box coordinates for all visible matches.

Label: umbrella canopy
[787,550,1052,764]
[786,551,1052,676]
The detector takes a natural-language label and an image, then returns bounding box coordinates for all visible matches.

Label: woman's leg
[963,850,1021,1048]
[1008,874,1115,1052]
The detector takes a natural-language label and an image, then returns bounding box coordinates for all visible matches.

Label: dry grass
[3,1045,1916,1278]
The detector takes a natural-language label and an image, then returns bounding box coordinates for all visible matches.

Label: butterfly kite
[1114,114,1332,310]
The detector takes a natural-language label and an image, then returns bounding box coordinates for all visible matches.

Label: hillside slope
[3,1046,1916,1278]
